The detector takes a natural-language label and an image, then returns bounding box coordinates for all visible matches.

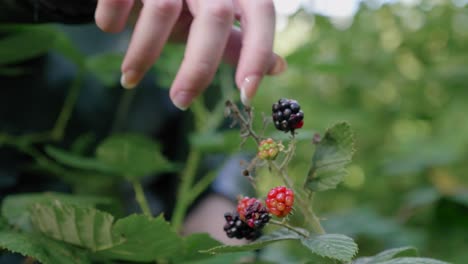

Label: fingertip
[170,89,193,111]
[239,75,261,107]
[95,0,134,33]
[120,70,140,89]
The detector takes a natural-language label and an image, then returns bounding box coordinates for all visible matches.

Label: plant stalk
[171,150,201,231]
[132,181,152,216]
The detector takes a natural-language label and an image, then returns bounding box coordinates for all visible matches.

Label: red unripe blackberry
[236,197,270,229]
[265,186,295,218]
[272,98,304,133]
[223,212,262,240]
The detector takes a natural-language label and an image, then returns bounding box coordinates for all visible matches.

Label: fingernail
[268,56,287,76]
[240,75,260,106]
[120,70,139,89]
[172,91,192,111]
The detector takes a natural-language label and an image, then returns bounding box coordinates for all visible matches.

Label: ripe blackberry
[272,98,304,133]
[223,212,261,240]
[265,186,295,218]
[237,197,271,229]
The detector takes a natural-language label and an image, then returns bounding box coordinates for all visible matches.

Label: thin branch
[225,100,261,144]
[269,219,309,237]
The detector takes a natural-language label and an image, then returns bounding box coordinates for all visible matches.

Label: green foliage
[96,134,177,180]
[305,122,355,191]
[0,26,57,66]
[203,228,358,262]
[201,228,303,254]
[300,234,358,262]
[43,134,177,182]
[99,215,182,262]
[30,201,121,251]
[1,193,111,232]
[45,146,116,174]
[0,231,91,264]
[171,233,221,263]
[353,247,450,264]
[86,53,124,87]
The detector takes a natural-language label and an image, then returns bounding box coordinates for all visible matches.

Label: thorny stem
[132,181,152,216]
[243,156,259,189]
[269,161,325,235]
[269,219,309,238]
[269,161,294,190]
[225,100,261,144]
[280,138,297,169]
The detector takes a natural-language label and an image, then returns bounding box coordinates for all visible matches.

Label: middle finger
[121,0,182,89]
[169,0,234,110]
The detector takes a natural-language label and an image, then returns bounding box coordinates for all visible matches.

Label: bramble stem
[171,150,201,231]
[270,161,325,235]
[51,69,84,141]
[132,181,152,216]
[270,219,309,237]
[225,100,261,144]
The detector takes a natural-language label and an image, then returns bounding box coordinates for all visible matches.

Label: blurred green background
[254,0,468,262]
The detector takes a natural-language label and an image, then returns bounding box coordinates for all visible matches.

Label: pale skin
[94,0,287,110]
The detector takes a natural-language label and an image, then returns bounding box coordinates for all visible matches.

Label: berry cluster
[257,138,280,160]
[237,197,270,229]
[223,212,262,240]
[223,198,270,240]
[223,187,295,240]
[272,98,304,133]
[266,186,294,218]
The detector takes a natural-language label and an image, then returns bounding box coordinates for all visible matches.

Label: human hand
[95,0,286,110]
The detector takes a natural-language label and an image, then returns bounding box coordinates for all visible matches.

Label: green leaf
[86,53,124,87]
[1,193,111,232]
[0,217,7,230]
[70,133,96,155]
[99,214,183,262]
[189,132,239,153]
[201,228,303,254]
[45,146,116,174]
[96,134,177,180]
[183,252,254,264]
[305,122,355,192]
[171,233,221,263]
[377,257,450,264]
[300,234,358,262]
[353,247,421,264]
[52,30,85,66]
[0,230,91,264]
[0,26,57,65]
[368,247,419,263]
[30,201,122,251]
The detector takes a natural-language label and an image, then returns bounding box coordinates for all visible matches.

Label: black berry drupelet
[272,98,304,133]
[223,212,262,240]
[237,197,271,229]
